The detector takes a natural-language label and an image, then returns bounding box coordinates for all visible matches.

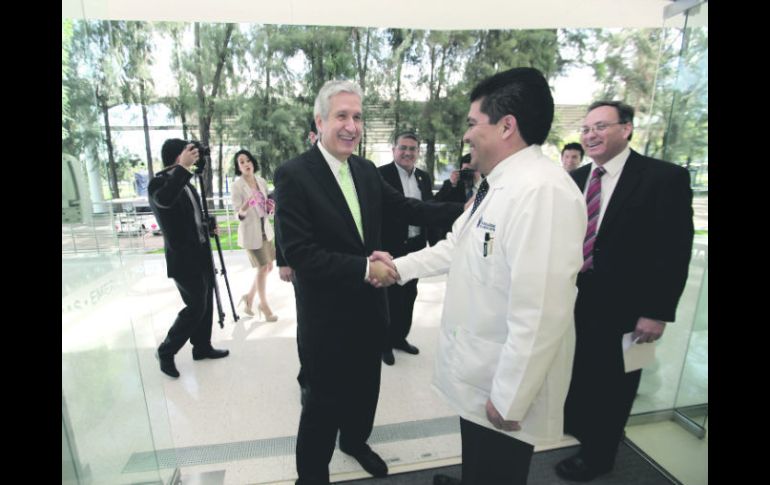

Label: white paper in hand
[622,332,656,372]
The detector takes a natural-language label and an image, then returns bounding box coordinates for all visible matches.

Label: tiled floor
[626,419,708,485]
[63,249,707,484]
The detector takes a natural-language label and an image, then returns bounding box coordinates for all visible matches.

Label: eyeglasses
[397,145,418,152]
[579,122,627,136]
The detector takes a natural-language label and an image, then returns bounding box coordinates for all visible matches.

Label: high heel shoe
[238,295,255,317]
[257,303,278,322]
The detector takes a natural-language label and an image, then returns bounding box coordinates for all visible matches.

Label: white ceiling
[62,0,675,29]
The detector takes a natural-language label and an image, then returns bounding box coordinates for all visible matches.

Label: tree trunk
[425,138,436,182]
[181,108,189,141]
[193,22,234,208]
[217,135,224,209]
[99,91,120,199]
[140,80,154,178]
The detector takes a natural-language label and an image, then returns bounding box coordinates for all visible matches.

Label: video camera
[459,168,476,185]
[188,140,211,174]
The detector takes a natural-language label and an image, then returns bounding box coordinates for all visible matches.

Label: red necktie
[581,166,606,272]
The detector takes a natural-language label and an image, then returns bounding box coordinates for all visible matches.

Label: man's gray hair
[313,80,363,120]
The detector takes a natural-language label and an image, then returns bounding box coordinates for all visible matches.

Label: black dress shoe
[192,347,230,361]
[433,474,461,485]
[341,446,388,478]
[156,351,179,378]
[382,349,395,366]
[393,341,419,355]
[555,454,611,482]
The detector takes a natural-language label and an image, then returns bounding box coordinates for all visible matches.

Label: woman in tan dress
[231,149,278,321]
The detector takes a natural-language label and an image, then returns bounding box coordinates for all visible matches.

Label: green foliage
[62,20,74,140]
[63,21,706,194]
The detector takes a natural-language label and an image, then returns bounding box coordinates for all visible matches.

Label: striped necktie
[581,166,606,272]
[338,162,364,242]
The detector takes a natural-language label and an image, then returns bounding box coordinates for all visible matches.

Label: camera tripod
[193,157,239,326]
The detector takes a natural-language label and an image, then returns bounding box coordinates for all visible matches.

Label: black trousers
[384,236,424,349]
[157,272,214,357]
[295,346,382,485]
[460,418,534,485]
[564,272,644,471]
[384,278,418,348]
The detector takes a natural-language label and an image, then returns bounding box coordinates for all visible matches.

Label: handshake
[366,251,399,288]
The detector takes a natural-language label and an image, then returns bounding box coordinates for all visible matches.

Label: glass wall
[62,157,177,484]
[630,0,708,435]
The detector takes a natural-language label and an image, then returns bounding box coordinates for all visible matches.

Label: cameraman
[432,153,481,241]
[149,138,230,379]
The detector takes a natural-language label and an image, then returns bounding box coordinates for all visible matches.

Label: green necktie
[338,162,364,241]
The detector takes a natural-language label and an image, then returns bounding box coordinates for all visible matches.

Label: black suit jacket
[273,145,462,381]
[149,165,213,280]
[572,149,694,333]
[434,179,467,203]
[378,162,436,253]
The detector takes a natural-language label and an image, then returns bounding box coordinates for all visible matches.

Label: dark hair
[161,138,188,167]
[233,149,259,176]
[460,153,471,167]
[561,142,584,158]
[587,100,635,141]
[470,67,554,145]
[393,130,419,146]
[309,119,317,134]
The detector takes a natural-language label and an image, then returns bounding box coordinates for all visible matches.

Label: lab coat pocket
[451,328,503,393]
[467,227,509,290]
[467,227,497,285]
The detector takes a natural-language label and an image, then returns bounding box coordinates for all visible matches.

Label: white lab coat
[395,145,587,445]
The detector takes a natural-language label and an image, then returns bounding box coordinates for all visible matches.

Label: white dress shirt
[317,141,370,281]
[395,163,423,239]
[584,146,630,231]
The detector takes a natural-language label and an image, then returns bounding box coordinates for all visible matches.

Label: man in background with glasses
[378,131,440,365]
[556,101,694,482]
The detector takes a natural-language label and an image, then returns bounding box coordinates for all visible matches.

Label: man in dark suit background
[430,153,480,242]
[149,139,230,379]
[561,141,585,172]
[378,130,437,365]
[555,101,694,482]
[273,80,462,485]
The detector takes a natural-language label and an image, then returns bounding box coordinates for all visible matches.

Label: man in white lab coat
[371,67,587,485]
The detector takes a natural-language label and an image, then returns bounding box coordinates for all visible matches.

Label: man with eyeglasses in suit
[556,101,694,482]
[378,131,437,365]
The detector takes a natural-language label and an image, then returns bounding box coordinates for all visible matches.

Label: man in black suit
[378,130,436,365]
[555,101,694,482]
[149,139,230,379]
[273,80,462,485]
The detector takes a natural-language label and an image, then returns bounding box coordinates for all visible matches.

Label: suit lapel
[348,157,369,246]
[454,182,501,242]
[384,163,404,194]
[599,150,645,234]
[415,169,432,199]
[571,165,590,192]
[305,147,364,246]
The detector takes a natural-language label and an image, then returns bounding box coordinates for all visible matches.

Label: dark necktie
[470,178,489,216]
[581,166,606,272]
